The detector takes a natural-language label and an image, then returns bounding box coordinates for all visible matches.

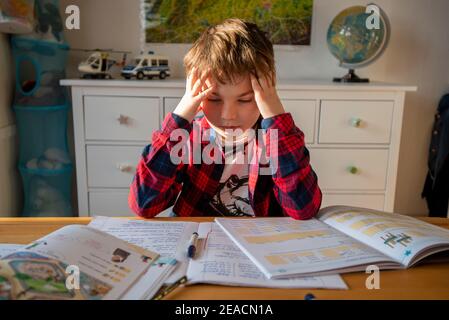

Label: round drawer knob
[117,163,133,172]
[347,166,358,174]
[350,118,362,128]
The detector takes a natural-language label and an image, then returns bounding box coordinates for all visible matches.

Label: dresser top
[60,78,417,92]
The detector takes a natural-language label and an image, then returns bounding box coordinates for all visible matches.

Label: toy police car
[121,51,170,80]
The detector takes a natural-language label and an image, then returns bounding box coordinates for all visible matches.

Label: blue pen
[187,232,199,258]
[304,293,316,300]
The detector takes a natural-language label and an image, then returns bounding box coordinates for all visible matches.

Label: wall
[61,0,449,216]
[0,33,21,217]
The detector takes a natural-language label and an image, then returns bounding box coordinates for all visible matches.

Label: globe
[327,5,390,82]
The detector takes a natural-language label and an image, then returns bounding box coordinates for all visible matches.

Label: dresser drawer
[84,96,160,141]
[282,99,315,143]
[86,145,142,188]
[89,190,174,217]
[310,148,389,190]
[89,190,135,217]
[319,100,394,144]
[321,193,385,211]
[164,97,181,116]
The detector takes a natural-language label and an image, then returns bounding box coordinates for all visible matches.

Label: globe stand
[333,69,369,83]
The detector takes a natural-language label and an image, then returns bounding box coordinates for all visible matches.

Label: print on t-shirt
[210,173,254,216]
[208,128,256,217]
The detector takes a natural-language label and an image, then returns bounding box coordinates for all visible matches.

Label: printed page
[0,244,24,258]
[2,225,158,300]
[215,218,397,279]
[89,217,199,283]
[121,257,178,300]
[317,206,449,267]
[186,222,347,289]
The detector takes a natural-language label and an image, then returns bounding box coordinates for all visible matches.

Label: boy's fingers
[250,74,262,91]
[187,67,194,87]
[191,73,204,94]
[205,77,215,88]
[192,77,204,95]
[263,74,272,88]
[190,67,199,91]
[196,86,214,101]
[193,70,210,95]
[263,74,271,88]
[269,72,276,87]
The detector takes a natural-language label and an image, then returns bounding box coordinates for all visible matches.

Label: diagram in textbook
[380,232,413,248]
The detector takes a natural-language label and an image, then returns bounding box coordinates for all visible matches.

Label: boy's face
[202,74,260,137]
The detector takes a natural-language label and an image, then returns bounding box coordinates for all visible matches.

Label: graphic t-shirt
[209,129,255,217]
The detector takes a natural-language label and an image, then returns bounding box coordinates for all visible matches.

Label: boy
[129,18,322,219]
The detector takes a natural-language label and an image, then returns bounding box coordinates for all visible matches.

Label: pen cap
[189,232,199,245]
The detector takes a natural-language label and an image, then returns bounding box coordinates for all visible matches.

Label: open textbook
[215,206,449,279]
[89,217,348,289]
[0,225,176,300]
[0,244,24,258]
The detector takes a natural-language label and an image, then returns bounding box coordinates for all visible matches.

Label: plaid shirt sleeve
[261,112,322,220]
[128,112,191,218]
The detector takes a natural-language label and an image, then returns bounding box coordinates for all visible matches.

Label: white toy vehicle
[75,49,129,79]
[121,51,170,80]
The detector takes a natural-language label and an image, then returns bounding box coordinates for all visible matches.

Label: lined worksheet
[89,217,197,283]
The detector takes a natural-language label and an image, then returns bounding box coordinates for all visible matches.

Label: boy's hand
[173,67,216,123]
[250,73,285,119]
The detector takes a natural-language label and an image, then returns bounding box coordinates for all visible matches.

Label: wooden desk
[1,216,449,300]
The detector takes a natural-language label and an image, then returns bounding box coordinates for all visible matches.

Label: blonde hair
[183,18,275,84]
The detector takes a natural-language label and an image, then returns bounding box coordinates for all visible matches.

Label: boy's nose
[221,103,238,121]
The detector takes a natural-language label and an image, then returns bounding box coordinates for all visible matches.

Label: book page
[186,222,348,289]
[317,206,449,267]
[1,225,158,300]
[215,218,395,279]
[89,217,198,283]
[0,244,24,258]
[121,256,178,300]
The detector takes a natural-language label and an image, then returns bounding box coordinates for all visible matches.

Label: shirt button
[433,130,438,135]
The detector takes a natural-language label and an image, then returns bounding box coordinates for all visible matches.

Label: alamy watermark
[65,264,80,290]
[366,4,381,30]
[65,5,80,30]
[365,265,380,289]
[169,124,279,175]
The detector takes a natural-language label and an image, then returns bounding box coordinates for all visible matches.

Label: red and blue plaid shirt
[129,112,322,219]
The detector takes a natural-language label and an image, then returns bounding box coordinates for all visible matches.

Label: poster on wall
[143,0,314,45]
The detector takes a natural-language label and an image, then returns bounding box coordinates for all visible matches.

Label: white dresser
[61,79,416,217]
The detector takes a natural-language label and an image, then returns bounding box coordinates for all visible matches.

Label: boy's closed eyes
[201,75,261,135]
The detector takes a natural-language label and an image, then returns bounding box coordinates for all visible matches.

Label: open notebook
[0,225,176,300]
[215,206,449,279]
[89,217,348,289]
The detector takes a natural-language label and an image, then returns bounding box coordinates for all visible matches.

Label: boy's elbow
[289,200,321,220]
[128,187,159,219]
[129,198,152,219]
[284,186,322,220]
